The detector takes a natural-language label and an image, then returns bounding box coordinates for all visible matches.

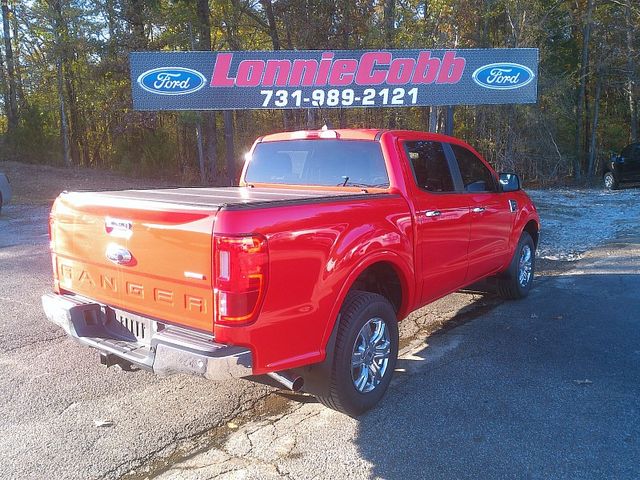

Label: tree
[625,0,638,143]
[1,0,18,132]
[574,0,594,180]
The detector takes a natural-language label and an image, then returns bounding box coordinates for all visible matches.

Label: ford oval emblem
[106,244,134,265]
[472,63,534,90]
[137,67,206,96]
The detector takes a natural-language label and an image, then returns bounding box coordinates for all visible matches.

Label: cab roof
[259,128,467,145]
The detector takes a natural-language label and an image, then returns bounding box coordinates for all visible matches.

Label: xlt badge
[105,217,133,238]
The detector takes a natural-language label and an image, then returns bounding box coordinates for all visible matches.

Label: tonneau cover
[84,186,361,210]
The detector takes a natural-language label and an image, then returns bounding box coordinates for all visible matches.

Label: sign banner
[130,49,538,111]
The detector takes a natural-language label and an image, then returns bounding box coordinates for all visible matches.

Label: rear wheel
[317,291,398,416]
[604,172,618,190]
[497,231,535,300]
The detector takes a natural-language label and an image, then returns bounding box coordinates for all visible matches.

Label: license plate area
[108,309,156,347]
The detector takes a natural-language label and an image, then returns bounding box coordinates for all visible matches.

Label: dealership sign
[130,49,538,110]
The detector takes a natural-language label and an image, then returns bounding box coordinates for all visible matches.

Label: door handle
[425,210,441,217]
[472,207,486,213]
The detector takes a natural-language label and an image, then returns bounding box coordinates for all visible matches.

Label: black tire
[497,231,536,300]
[317,291,399,416]
[603,172,618,190]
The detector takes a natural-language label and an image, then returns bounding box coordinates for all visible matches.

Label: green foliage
[12,104,62,165]
[0,0,638,184]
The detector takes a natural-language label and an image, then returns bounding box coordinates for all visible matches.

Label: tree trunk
[224,111,235,185]
[383,0,395,47]
[204,112,217,180]
[125,0,146,49]
[574,0,593,180]
[51,1,71,167]
[10,2,26,109]
[56,54,71,167]
[587,73,602,177]
[221,3,241,182]
[1,0,18,132]
[626,0,638,143]
[194,2,218,183]
[260,0,280,50]
[105,0,118,58]
[0,48,9,121]
[195,116,205,182]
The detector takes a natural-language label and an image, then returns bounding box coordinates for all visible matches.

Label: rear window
[404,141,455,193]
[244,140,389,187]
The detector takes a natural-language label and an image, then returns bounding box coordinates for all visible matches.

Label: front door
[401,139,471,304]
[449,143,514,282]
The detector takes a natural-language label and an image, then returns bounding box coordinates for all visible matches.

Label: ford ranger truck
[42,129,540,416]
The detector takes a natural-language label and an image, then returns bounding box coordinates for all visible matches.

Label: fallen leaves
[93,420,115,428]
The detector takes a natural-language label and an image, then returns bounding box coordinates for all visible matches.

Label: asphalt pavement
[155,237,640,480]
[1,201,639,479]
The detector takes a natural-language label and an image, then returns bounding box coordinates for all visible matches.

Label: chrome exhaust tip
[267,371,304,391]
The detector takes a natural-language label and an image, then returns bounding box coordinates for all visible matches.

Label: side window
[404,141,456,193]
[451,144,497,193]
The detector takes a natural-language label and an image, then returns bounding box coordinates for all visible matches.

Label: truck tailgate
[50,186,354,333]
[51,190,218,332]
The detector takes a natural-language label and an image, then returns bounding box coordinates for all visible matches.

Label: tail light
[214,234,268,325]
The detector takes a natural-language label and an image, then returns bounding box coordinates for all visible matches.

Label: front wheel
[318,291,399,416]
[497,231,536,300]
[603,172,618,190]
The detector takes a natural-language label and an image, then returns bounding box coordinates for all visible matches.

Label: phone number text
[260,87,419,108]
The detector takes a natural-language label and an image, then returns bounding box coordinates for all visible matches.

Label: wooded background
[0,0,638,185]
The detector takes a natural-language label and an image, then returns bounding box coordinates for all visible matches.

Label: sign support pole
[445,106,454,135]
[429,107,437,133]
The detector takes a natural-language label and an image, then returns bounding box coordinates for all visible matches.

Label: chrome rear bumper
[41,293,253,380]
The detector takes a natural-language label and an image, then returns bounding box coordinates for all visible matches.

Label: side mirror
[499,172,520,192]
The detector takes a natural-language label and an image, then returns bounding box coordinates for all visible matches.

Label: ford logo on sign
[137,67,206,95]
[472,63,534,90]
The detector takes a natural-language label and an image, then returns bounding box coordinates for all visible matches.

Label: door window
[451,144,497,193]
[404,141,455,193]
[621,145,634,159]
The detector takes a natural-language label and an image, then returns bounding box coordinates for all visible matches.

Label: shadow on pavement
[355,265,640,478]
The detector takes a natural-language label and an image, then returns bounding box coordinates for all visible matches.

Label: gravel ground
[528,187,640,261]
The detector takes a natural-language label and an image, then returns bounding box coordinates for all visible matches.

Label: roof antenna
[310,99,333,131]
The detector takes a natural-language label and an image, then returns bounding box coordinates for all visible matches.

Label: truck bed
[50,186,391,334]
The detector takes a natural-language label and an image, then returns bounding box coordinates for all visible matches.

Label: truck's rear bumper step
[41,293,252,380]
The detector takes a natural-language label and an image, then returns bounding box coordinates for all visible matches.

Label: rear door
[629,144,640,180]
[448,143,514,282]
[401,139,471,304]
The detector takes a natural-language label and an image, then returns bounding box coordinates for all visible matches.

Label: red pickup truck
[42,128,539,415]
